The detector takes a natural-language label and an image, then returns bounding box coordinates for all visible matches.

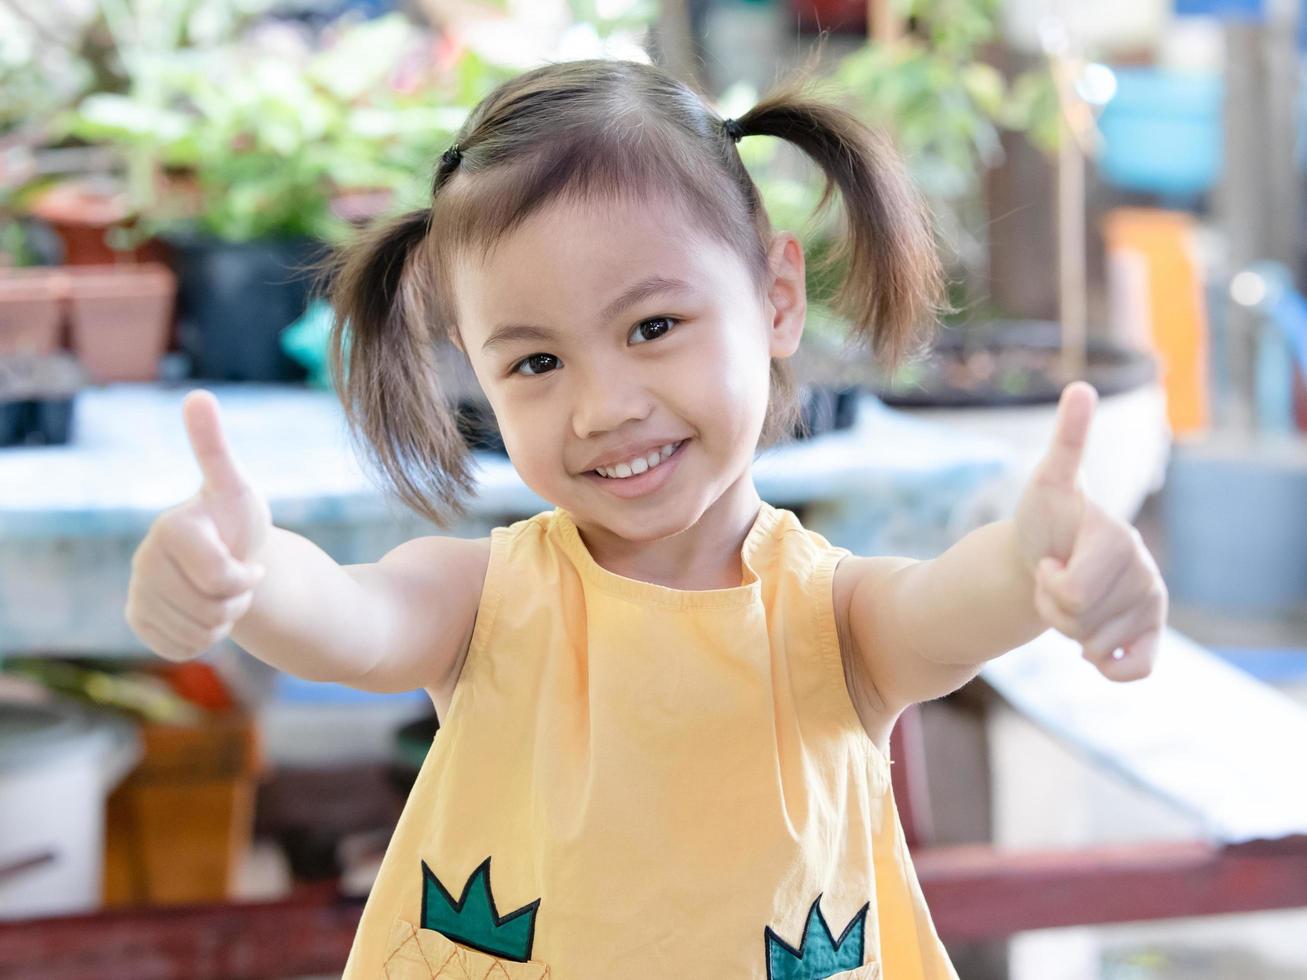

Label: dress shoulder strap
[441,511,553,726]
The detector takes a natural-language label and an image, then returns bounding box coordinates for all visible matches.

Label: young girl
[126,57,1167,979]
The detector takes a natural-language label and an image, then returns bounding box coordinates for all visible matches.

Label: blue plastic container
[1209,647,1307,684]
[1175,0,1263,20]
[1162,440,1307,614]
[1097,68,1224,198]
[272,672,428,705]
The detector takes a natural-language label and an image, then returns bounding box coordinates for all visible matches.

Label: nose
[570,360,653,441]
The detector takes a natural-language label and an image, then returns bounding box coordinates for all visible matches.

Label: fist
[1014,382,1168,682]
[125,391,272,661]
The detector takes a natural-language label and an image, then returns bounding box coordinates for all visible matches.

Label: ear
[765,232,806,360]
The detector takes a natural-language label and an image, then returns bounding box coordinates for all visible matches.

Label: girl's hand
[1012,381,1168,681]
[124,391,272,661]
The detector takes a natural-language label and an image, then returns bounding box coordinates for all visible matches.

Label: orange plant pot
[0,268,67,356]
[26,180,170,267]
[103,709,263,907]
[67,263,176,382]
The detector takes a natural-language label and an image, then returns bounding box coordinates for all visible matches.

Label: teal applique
[764,895,870,979]
[420,857,541,962]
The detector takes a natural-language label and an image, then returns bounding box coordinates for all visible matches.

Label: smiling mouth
[589,439,685,479]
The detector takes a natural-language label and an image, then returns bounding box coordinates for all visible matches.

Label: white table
[0,383,1017,655]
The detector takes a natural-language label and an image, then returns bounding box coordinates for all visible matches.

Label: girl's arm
[126,391,487,697]
[230,527,488,694]
[845,383,1168,713]
[843,521,1044,711]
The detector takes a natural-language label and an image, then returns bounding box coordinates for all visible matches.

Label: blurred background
[2,0,1307,978]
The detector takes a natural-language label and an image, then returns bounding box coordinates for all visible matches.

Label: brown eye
[512,353,560,376]
[630,316,679,345]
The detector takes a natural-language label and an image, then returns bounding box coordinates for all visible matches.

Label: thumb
[1032,381,1098,491]
[183,390,250,500]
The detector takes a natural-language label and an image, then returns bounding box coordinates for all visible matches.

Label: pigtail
[733,78,946,372]
[323,208,476,528]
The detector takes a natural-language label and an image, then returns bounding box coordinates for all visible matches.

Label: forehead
[451,194,747,338]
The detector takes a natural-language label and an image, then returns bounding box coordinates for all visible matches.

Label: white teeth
[596,440,681,479]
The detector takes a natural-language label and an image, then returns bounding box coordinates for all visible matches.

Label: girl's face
[451,194,805,542]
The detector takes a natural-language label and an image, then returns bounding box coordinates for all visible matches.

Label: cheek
[495,406,542,460]
[697,328,771,426]
[468,360,530,441]
[491,394,564,486]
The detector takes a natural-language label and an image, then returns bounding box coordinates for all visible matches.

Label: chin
[553,487,687,539]
[603,510,696,542]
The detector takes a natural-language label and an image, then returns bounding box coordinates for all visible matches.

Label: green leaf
[62,93,192,143]
[307,13,419,102]
[961,63,1006,117]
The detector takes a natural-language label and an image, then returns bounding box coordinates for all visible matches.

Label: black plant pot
[28,397,76,444]
[169,233,324,382]
[870,319,1158,408]
[0,400,23,444]
[0,353,83,447]
[0,393,77,446]
[793,384,860,440]
[390,712,440,798]
[456,398,507,454]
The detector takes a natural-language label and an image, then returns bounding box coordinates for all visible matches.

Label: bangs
[430,125,770,298]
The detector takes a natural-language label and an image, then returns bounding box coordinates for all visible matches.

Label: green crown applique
[420,857,541,962]
[764,895,870,980]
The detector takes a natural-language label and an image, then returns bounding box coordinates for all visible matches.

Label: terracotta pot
[0,268,66,356]
[786,0,866,33]
[103,705,261,906]
[67,263,176,383]
[26,180,171,267]
[330,187,395,227]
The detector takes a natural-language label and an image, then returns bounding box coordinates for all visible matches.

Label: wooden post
[655,0,702,90]
[1219,21,1265,433]
[1047,48,1092,382]
[1056,74,1087,381]
[1264,2,1301,272]
[868,0,901,44]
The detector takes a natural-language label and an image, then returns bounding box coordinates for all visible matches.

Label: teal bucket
[1097,68,1223,198]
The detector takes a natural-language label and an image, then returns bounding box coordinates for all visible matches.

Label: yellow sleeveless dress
[342,501,959,979]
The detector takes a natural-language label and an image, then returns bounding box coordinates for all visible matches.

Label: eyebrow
[480,275,696,353]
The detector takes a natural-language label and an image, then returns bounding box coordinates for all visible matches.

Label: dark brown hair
[323,56,943,527]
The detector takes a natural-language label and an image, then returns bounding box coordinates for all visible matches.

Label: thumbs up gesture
[125,391,272,662]
[1012,382,1168,681]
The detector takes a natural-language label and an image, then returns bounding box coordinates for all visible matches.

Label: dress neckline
[549,501,781,610]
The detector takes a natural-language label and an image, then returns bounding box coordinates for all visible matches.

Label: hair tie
[722,117,745,144]
[441,144,463,169]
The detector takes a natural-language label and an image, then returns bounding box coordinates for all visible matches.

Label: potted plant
[23,177,173,267]
[875,8,1164,522]
[0,262,177,383]
[721,0,1058,435]
[741,3,1165,511]
[0,3,88,264]
[46,11,461,381]
[3,0,263,267]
